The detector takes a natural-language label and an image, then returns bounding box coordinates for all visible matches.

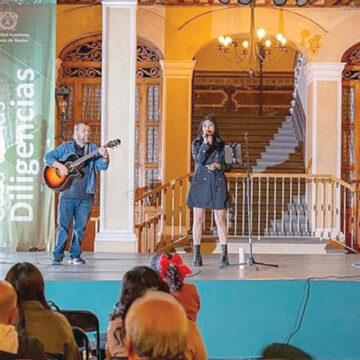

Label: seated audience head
[112,266,169,321]
[0,280,17,325]
[109,266,170,349]
[125,290,188,360]
[5,262,49,308]
[262,343,312,359]
[150,253,192,292]
[5,262,50,337]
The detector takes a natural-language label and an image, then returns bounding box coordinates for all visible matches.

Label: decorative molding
[136,67,160,78]
[160,60,196,79]
[304,62,346,85]
[63,67,101,78]
[344,47,360,66]
[343,70,360,81]
[137,43,160,62]
[64,39,102,62]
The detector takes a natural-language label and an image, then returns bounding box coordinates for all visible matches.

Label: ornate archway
[342,43,360,183]
[57,34,163,249]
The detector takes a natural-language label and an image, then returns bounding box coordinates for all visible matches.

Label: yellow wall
[162,77,192,182]
[139,6,360,63]
[57,5,360,64]
[57,5,102,57]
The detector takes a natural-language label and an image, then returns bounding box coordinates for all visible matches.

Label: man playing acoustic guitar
[44,123,109,265]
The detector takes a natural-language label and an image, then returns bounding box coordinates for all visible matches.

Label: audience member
[106,266,170,359]
[5,262,78,360]
[106,266,207,360]
[125,290,188,360]
[0,280,18,354]
[150,252,200,322]
[261,343,313,359]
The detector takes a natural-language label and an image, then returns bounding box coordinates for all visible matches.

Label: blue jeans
[53,197,93,260]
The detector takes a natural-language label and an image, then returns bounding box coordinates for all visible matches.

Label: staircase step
[263,148,296,155]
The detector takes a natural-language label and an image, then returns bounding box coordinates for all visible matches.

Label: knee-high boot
[193,244,203,267]
[220,244,230,268]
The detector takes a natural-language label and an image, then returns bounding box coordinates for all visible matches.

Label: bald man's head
[0,281,17,325]
[125,290,188,360]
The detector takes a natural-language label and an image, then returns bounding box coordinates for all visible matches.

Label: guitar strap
[84,142,89,156]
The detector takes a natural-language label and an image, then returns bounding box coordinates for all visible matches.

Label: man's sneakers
[51,257,86,265]
[68,257,86,265]
[51,258,62,265]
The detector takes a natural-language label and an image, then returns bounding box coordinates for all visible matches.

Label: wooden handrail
[135,214,161,229]
[134,171,359,252]
[225,173,333,179]
[135,173,191,202]
[135,172,358,203]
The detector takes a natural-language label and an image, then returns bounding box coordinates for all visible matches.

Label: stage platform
[1,252,360,359]
[1,251,360,281]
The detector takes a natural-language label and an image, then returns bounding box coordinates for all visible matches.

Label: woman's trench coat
[187,138,230,210]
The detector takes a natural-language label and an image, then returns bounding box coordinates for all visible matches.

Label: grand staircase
[253,116,304,174]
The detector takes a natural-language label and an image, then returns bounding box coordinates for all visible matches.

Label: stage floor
[2,251,360,359]
[1,251,360,281]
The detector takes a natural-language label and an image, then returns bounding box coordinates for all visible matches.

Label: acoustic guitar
[44,139,121,192]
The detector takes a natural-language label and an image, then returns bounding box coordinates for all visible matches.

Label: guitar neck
[72,148,102,167]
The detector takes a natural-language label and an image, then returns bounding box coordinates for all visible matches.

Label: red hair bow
[158,254,192,283]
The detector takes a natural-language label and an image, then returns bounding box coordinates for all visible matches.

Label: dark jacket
[187,138,230,210]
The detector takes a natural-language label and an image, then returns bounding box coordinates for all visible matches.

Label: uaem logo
[0,11,18,31]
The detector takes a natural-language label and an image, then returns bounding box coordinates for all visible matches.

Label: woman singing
[187,115,230,268]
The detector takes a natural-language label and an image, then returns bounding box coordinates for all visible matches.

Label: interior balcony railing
[134,173,360,253]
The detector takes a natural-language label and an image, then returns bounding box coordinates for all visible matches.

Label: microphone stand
[239,133,278,270]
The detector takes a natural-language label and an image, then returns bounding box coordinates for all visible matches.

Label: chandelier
[217,3,288,75]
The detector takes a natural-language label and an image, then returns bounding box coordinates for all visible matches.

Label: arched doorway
[58,34,102,251]
[342,43,360,183]
[57,35,163,249]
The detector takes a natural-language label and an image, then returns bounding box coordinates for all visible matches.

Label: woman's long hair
[5,262,50,338]
[110,266,170,347]
[150,253,183,292]
[196,115,222,144]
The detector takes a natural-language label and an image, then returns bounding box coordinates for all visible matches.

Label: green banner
[0,0,56,250]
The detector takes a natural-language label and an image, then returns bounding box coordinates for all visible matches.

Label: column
[160,60,195,234]
[304,62,345,237]
[95,0,137,252]
[160,60,196,182]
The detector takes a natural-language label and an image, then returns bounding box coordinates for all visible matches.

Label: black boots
[193,244,203,267]
[193,244,229,267]
[220,244,230,268]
